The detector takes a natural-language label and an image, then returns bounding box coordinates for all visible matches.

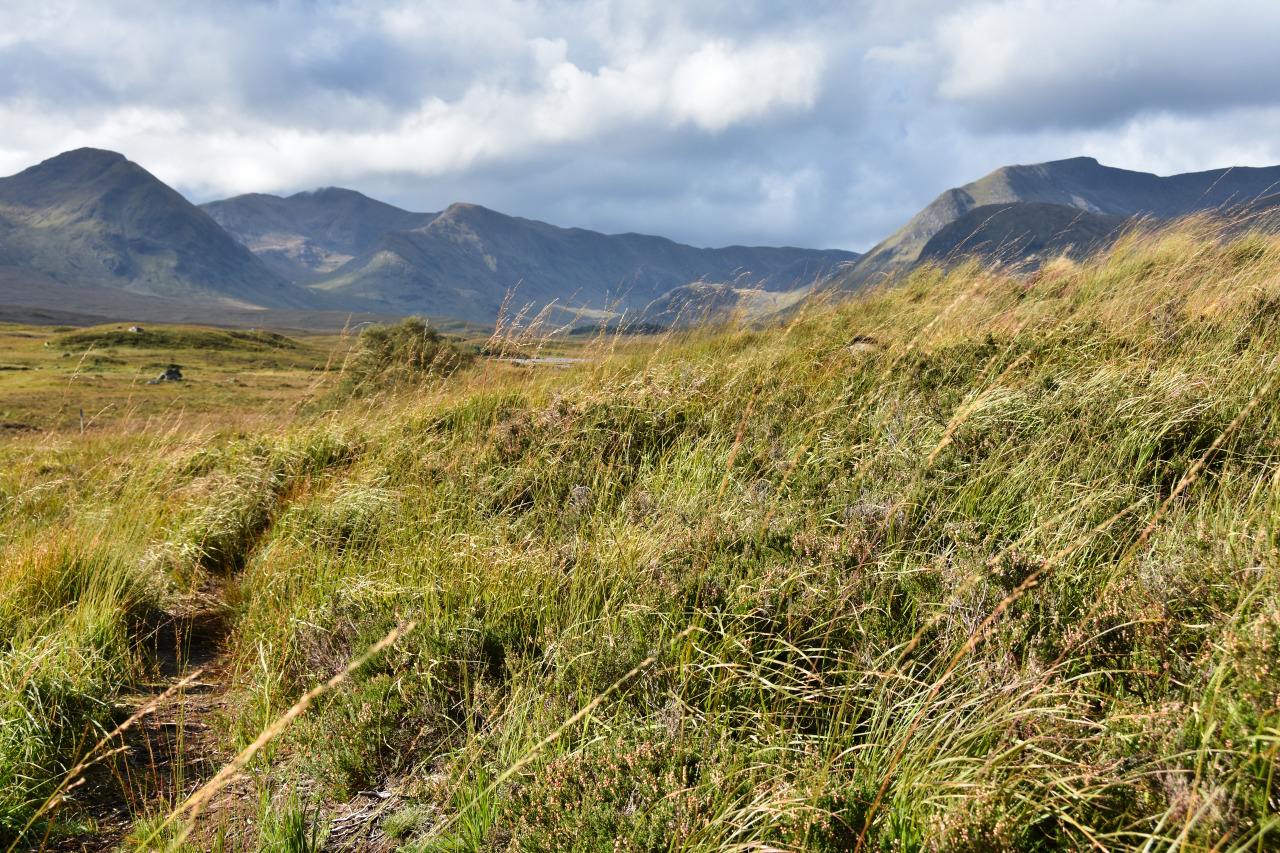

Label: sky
[2,0,1279,252]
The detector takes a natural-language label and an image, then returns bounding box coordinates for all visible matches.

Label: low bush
[337,317,472,397]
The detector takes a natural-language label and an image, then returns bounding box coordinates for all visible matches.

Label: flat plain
[0,322,349,434]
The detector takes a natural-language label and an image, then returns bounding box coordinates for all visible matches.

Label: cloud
[0,2,827,168]
[931,0,1280,129]
[670,40,823,131]
[0,0,1279,253]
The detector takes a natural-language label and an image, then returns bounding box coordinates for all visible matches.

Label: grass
[0,321,346,432]
[3,218,1280,850]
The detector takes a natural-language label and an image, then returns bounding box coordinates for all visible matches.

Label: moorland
[3,218,1280,852]
[0,323,344,434]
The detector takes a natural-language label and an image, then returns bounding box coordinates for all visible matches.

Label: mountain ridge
[840,156,1280,288]
[208,193,860,324]
[201,188,439,283]
[5,148,1280,330]
[0,148,856,327]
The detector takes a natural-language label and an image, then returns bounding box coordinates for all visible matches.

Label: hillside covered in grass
[3,222,1280,851]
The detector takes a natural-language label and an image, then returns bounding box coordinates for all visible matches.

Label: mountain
[634,279,811,329]
[0,148,314,311]
[32,148,1280,331]
[206,193,861,325]
[842,157,1280,287]
[201,188,438,283]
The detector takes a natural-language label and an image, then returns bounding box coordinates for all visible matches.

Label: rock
[848,334,879,354]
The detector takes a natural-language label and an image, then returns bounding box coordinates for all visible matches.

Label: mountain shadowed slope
[0,148,314,310]
[1238,191,1280,227]
[201,188,439,283]
[918,203,1132,268]
[842,157,1280,288]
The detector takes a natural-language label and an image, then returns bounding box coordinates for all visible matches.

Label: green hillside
[3,221,1280,851]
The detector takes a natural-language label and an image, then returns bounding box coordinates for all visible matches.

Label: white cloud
[933,0,1280,128]
[670,40,823,132]
[0,4,830,205]
[1070,107,1280,176]
[0,2,827,187]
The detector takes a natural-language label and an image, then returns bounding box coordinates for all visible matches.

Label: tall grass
[4,219,1280,850]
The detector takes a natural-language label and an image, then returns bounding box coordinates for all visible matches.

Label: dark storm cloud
[0,1,1278,252]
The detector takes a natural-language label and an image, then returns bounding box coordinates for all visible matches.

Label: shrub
[338,317,472,397]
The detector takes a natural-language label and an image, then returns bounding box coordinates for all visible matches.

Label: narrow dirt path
[46,572,405,851]
[52,586,235,852]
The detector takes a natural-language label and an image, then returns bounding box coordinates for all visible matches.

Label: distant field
[0,322,348,432]
[0,319,611,432]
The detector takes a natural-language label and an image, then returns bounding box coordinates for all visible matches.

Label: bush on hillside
[338,317,472,397]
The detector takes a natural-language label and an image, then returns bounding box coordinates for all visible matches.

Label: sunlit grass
[4,218,1280,850]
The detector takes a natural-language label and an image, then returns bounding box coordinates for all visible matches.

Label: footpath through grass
[4,221,1280,851]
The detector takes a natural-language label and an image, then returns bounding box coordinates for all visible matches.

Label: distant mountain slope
[843,157,1280,287]
[201,188,438,283]
[634,279,811,329]
[0,148,313,310]
[212,195,860,324]
[918,202,1131,267]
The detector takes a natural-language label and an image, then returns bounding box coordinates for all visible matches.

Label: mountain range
[200,190,858,324]
[0,148,857,328]
[3,148,1280,330]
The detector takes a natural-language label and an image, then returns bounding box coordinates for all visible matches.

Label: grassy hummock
[3,220,1280,851]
